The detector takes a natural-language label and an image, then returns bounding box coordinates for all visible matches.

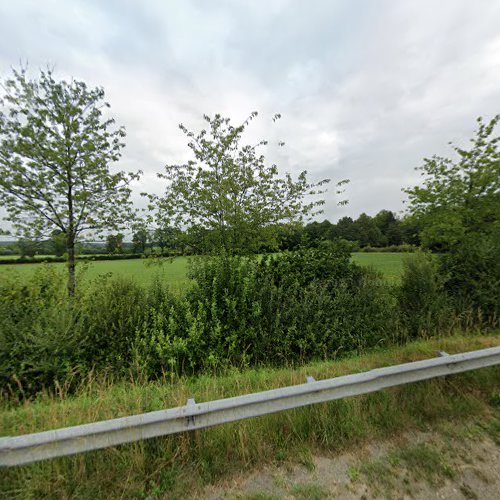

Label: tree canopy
[0,67,140,293]
[152,112,344,254]
[404,115,499,250]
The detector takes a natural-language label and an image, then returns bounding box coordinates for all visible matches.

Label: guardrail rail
[1,346,499,467]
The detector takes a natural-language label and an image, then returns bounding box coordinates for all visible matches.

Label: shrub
[397,252,452,339]
[440,233,500,325]
[134,242,397,377]
[0,267,150,397]
[6,243,474,398]
[0,267,85,395]
[77,275,147,372]
[0,253,149,265]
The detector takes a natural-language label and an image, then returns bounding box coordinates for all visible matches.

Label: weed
[348,466,360,482]
[395,443,455,484]
[291,482,329,499]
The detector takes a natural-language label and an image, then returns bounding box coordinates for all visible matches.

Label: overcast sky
[1,0,499,224]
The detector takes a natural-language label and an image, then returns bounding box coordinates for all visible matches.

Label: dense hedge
[135,243,397,376]
[358,244,417,253]
[0,243,396,395]
[0,241,497,398]
[440,233,500,323]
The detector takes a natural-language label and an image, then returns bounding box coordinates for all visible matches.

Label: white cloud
[0,0,499,230]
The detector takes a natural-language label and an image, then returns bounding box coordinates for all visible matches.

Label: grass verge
[1,333,499,499]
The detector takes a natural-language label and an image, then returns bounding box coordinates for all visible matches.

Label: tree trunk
[67,231,76,296]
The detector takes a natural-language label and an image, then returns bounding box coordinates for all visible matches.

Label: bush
[77,276,147,372]
[0,267,86,395]
[0,255,67,265]
[134,242,397,377]
[398,252,453,339]
[0,253,151,265]
[0,268,149,396]
[440,233,500,325]
[6,243,475,398]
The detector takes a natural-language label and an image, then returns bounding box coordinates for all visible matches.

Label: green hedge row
[358,244,417,253]
[1,239,497,398]
[0,253,177,265]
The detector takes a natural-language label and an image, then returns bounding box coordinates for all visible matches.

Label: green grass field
[351,252,406,282]
[0,252,408,287]
[0,256,192,288]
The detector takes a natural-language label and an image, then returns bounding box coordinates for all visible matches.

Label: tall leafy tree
[0,68,140,294]
[374,210,402,246]
[153,225,180,254]
[132,227,149,253]
[49,229,67,256]
[404,115,499,250]
[354,213,384,247]
[16,238,40,258]
[303,220,334,244]
[152,112,345,254]
[106,233,124,254]
[332,216,357,242]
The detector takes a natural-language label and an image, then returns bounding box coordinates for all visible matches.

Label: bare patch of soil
[201,417,500,499]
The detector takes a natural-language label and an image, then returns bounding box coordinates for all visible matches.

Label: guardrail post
[186,398,196,427]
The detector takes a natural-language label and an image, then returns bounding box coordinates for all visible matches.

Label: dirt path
[201,415,500,499]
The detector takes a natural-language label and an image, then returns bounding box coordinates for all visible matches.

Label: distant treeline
[275,210,419,252]
[0,209,420,259]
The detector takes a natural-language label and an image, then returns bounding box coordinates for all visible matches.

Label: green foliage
[0,67,140,294]
[398,252,452,339]
[135,242,396,377]
[105,233,124,254]
[49,229,67,256]
[293,211,408,251]
[354,213,385,247]
[132,227,149,253]
[0,268,148,394]
[0,245,399,396]
[373,209,403,245]
[333,216,358,242]
[16,238,40,257]
[404,114,499,251]
[1,335,498,499]
[152,225,184,254]
[0,267,84,394]
[2,242,494,397]
[440,232,500,323]
[0,253,147,265]
[78,276,146,370]
[151,112,337,255]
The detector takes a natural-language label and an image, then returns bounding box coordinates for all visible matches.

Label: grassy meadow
[351,252,406,282]
[0,252,406,287]
[0,256,192,288]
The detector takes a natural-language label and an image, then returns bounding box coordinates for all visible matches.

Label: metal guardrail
[1,346,499,467]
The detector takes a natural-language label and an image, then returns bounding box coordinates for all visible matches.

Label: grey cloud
[0,0,499,232]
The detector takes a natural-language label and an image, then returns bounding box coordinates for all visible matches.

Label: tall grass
[1,334,498,499]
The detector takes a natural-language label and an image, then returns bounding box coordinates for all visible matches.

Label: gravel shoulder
[201,410,500,499]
